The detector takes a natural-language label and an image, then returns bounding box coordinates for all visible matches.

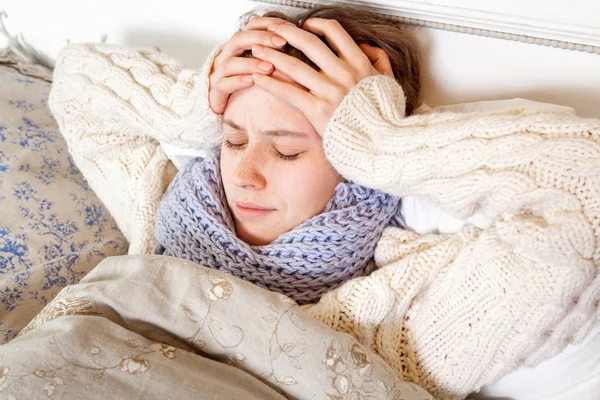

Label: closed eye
[223,140,246,150]
[276,151,300,161]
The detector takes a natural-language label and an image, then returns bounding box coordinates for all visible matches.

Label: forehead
[224,74,310,128]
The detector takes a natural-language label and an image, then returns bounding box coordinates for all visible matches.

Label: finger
[300,18,365,65]
[216,30,288,65]
[243,16,295,31]
[251,72,315,115]
[251,44,330,94]
[218,74,256,94]
[209,75,255,114]
[213,56,274,80]
[267,23,341,79]
[359,43,394,76]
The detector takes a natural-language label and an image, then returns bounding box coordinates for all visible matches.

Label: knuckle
[214,78,227,94]
[212,81,224,95]
[306,33,322,47]
[316,99,334,116]
[231,31,243,41]
[221,57,233,72]
[358,60,373,75]
[342,71,358,88]
[284,57,301,72]
[327,19,342,29]
[332,85,347,100]
[213,55,224,68]
[209,70,221,86]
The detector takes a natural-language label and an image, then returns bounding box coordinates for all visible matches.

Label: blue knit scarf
[153,151,403,304]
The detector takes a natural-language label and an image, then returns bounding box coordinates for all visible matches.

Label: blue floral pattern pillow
[0,65,128,342]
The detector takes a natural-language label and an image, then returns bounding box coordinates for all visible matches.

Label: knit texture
[49,43,225,254]
[153,151,402,304]
[49,43,600,400]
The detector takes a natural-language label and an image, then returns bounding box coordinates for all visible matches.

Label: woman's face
[220,71,342,246]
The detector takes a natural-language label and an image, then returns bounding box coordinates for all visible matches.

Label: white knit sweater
[49,43,600,400]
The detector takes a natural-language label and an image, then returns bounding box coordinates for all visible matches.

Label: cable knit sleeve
[307,74,600,398]
[323,74,599,267]
[49,43,224,254]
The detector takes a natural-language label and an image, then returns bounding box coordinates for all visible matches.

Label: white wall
[0,0,259,67]
[415,27,600,118]
[2,0,599,117]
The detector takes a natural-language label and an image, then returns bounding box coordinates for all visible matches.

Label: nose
[233,147,267,190]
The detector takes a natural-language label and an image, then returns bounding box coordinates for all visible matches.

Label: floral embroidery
[260,298,307,386]
[18,290,100,337]
[119,358,149,375]
[0,252,431,399]
[207,277,232,301]
[150,343,176,359]
[0,336,179,396]
[43,382,56,396]
[350,344,373,377]
[183,272,245,365]
[0,366,7,384]
[324,340,382,398]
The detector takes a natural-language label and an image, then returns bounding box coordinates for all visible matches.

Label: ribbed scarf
[154,151,403,304]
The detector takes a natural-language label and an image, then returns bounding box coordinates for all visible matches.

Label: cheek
[219,148,236,193]
[274,156,341,219]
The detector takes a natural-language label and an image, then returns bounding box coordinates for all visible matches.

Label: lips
[235,201,275,220]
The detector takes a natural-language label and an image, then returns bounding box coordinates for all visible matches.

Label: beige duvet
[0,255,432,400]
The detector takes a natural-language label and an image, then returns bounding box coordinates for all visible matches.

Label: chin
[238,230,274,246]
[233,219,277,246]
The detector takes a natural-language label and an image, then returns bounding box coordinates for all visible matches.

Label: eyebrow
[223,119,308,138]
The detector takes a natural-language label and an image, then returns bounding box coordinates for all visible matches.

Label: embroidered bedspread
[0,254,432,400]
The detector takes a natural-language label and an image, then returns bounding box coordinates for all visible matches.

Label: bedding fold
[1,254,432,400]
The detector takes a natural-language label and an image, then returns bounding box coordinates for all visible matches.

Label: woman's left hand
[250,18,393,137]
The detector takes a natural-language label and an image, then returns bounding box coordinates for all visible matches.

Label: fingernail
[242,75,254,83]
[268,24,278,32]
[272,36,286,47]
[252,44,263,55]
[258,61,273,71]
[252,73,262,81]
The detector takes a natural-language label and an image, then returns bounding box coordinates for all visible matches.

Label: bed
[0,1,598,399]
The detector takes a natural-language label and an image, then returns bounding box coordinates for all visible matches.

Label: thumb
[359,43,394,77]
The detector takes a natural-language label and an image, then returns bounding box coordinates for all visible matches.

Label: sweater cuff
[323,74,406,189]
[171,43,225,149]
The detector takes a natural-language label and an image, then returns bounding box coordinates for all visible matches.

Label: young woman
[49,4,600,399]
[51,5,420,305]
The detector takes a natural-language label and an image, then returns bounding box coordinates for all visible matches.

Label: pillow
[0,62,128,343]
[469,322,600,400]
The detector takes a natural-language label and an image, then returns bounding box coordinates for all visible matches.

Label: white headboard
[254,0,600,118]
[2,0,599,117]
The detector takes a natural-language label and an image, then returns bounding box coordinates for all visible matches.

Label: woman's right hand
[209,16,294,114]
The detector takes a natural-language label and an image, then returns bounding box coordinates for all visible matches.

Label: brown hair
[238,3,421,116]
